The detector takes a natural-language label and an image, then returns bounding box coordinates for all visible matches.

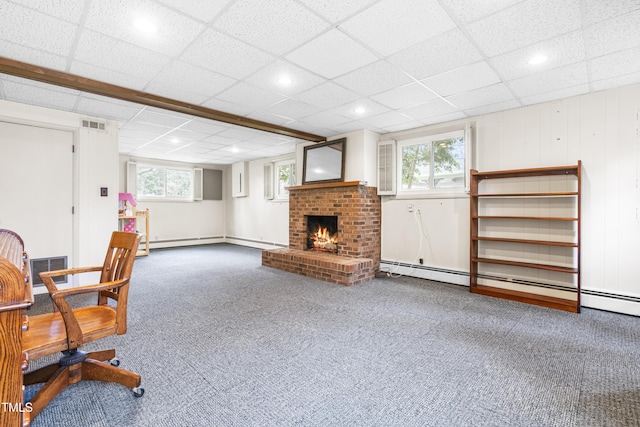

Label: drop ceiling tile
[583,9,640,59]
[246,111,297,126]
[157,0,233,22]
[74,30,172,81]
[285,29,378,79]
[583,0,640,26]
[2,79,79,111]
[358,111,418,128]
[420,111,467,126]
[0,40,68,71]
[328,120,377,134]
[74,96,143,122]
[147,61,237,100]
[490,31,586,81]
[142,83,209,106]
[508,62,589,98]
[380,119,431,133]
[217,127,268,142]
[214,0,328,55]
[164,128,211,142]
[1,75,81,96]
[259,99,322,121]
[0,2,77,55]
[439,0,524,23]
[592,72,640,92]
[466,0,581,57]
[445,83,516,110]
[333,60,413,97]
[387,29,483,81]
[283,120,331,136]
[293,82,361,110]
[170,144,211,155]
[371,82,439,109]
[83,0,205,56]
[400,99,459,122]
[298,0,379,22]
[237,141,271,151]
[70,61,149,91]
[131,109,191,128]
[118,128,158,141]
[216,82,286,111]
[296,111,352,128]
[590,46,640,81]
[464,100,522,117]
[180,29,275,79]
[243,59,326,96]
[329,98,390,120]
[520,84,589,106]
[340,0,455,56]
[201,98,257,117]
[9,0,87,23]
[180,119,228,136]
[421,61,501,97]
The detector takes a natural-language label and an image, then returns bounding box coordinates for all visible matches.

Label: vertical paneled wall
[381,83,640,314]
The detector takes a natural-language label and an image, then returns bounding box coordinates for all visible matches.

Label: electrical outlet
[408,203,414,212]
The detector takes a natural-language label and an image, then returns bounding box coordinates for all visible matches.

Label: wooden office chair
[22,231,144,423]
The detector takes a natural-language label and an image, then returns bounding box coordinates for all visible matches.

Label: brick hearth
[262,181,381,286]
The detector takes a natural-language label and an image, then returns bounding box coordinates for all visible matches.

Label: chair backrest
[98,231,141,334]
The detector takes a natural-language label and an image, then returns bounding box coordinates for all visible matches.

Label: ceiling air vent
[81,119,106,131]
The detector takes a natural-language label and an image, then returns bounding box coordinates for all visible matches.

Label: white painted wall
[380,83,640,315]
[0,99,118,286]
[226,157,290,248]
[118,156,226,248]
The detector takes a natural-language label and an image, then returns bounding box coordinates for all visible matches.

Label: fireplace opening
[306,215,338,253]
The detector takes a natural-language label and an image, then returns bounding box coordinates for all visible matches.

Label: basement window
[397,130,465,195]
[274,158,296,200]
[137,164,195,201]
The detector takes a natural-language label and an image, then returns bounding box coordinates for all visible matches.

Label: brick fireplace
[262,181,381,286]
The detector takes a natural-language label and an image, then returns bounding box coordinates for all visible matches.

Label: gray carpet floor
[25,243,640,427]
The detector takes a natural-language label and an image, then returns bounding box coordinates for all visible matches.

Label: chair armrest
[50,278,128,299]
[39,265,103,279]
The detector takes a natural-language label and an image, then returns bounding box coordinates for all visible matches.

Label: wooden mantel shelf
[286,181,367,192]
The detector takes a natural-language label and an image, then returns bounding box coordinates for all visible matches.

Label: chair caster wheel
[109,358,120,367]
[132,387,145,398]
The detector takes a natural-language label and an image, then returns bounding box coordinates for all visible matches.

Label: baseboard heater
[225,236,287,247]
[379,260,640,306]
[150,236,224,244]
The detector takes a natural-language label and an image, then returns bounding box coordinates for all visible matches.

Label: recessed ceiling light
[353,107,366,114]
[528,54,548,65]
[134,17,157,34]
[277,75,293,85]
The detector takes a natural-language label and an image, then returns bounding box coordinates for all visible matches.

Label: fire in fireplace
[306,215,338,253]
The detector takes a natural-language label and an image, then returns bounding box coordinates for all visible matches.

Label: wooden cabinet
[469,162,581,312]
[118,209,149,256]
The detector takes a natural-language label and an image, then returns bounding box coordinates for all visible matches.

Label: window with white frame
[397,130,465,194]
[137,164,195,201]
[274,158,296,200]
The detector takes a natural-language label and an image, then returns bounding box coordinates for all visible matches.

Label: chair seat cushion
[23,306,117,359]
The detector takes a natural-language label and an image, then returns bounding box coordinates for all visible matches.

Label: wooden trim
[286,181,366,192]
[471,285,579,313]
[0,56,326,143]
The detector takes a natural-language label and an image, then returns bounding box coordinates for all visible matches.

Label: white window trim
[273,158,296,201]
[396,129,466,198]
[136,162,196,202]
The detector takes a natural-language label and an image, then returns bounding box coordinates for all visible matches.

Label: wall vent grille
[81,119,106,130]
[30,256,68,286]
